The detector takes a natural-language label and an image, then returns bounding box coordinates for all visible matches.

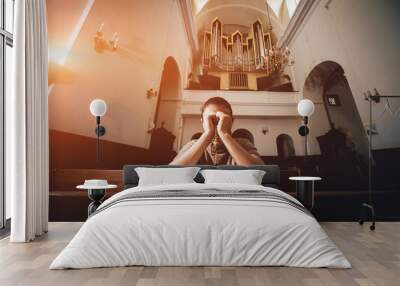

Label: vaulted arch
[276,133,295,158]
[303,60,369,160]
[154,56,181,134]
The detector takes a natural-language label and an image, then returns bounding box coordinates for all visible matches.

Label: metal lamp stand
[95,116,106,162]
[298,116,310,174]
[304,116,309,157]
[359,93,376,230]
[359,90,400,231]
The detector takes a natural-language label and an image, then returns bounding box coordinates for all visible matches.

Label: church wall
[46,0,400,161]
[288,0,400,153]
[47,0,191,149]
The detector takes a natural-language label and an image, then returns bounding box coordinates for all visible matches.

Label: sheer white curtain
[8,0,49,242]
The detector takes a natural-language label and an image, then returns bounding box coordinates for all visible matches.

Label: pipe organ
[202,18,277,74]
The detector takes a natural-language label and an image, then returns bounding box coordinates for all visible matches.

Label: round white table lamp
[297,99,315,117]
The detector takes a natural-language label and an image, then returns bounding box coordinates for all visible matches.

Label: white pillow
[200,169,266,185]
[135,167,200,186]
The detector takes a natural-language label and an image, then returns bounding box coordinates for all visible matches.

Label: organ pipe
[201,17,288,74]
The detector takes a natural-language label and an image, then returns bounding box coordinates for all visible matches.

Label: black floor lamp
[89,99,107,162]
[359,89,400,231]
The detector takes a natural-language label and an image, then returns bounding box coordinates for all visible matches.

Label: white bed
[50,183,351,269]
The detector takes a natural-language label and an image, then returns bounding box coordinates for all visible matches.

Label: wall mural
[47,0,294,169]
[47,0,400,221]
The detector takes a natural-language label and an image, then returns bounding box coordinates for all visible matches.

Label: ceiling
[192,0,300,39]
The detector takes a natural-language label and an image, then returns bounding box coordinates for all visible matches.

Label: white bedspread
[50,183,351,269]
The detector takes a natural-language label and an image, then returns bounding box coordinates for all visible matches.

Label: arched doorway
[154,57,181,136]
[303,61,368,189]
[149,57,181,164]
[276,134,295,158]
[303,61,368,159]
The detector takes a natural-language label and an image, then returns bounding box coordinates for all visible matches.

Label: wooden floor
[0,222,399,286]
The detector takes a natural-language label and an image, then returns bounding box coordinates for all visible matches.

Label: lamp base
[359,203,376,231]
[95,125,106,136]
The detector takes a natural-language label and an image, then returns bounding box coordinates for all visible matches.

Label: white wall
[48,0,191,149]
[288,0,400,151]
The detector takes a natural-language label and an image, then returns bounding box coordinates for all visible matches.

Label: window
[5,0,13,33]
[1,0,14,230]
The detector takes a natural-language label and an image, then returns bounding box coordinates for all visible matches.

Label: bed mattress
[50,183,351,269]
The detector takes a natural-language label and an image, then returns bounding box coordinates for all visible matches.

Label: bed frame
[122,165,280,189]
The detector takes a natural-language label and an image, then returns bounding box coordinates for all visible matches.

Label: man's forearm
[170,133,212,165]
[220,134,264,166]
